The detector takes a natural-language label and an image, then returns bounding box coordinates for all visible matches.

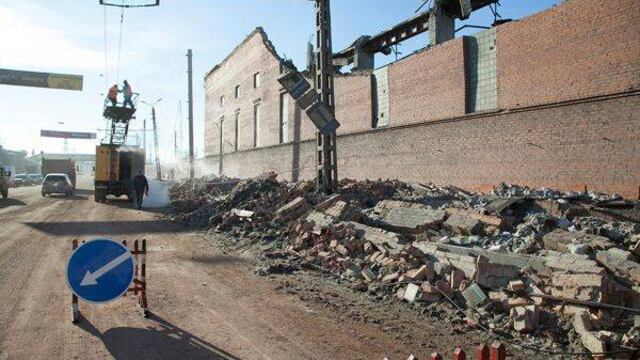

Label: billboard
[0,69,83,91]
[41,130,96,139]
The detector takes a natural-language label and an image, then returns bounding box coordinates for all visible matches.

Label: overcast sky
[0,0,558,161]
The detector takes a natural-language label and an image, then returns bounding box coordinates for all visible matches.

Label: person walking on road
[107,84,119,106]
[132,170,149,210]
[120,79,135,110]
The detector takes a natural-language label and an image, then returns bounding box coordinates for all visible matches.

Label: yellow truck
[94,145,145,203]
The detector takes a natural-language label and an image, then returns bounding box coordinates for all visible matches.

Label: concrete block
[403,283,420,303]
[596,248,640,286]
[276,196,308,220]
[375,207,447,234]
[443,214,483,235]
[475,257,520,290]
[543,229,615,252]
[305,211,335,233]
[461,282,488,308]
[325,200,349,219]
[347,221,404,255]
[551,272,610,302]
[545,253,605,275]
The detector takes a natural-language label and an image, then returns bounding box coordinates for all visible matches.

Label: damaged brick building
[203,0,640,198]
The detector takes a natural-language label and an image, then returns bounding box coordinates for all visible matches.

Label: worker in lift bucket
[107,84,119,106]
[120,79,135,110]
[132,170,149,210]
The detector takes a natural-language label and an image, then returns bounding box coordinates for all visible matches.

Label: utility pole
[187,49,195,179]
[143,118,147,162]
[314,0,338,194]
[151,107,162,180]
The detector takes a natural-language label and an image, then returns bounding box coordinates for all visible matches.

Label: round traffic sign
[66,238,135,303]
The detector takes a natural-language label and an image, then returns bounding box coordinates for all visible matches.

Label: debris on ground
[170,177,640,357]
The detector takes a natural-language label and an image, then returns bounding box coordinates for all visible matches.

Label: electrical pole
[187,49,195,179]
[143,118,147,163]
[314,0,338,194]
[151,106,162,180]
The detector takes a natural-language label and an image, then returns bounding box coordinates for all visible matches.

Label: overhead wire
[115,0,126,82]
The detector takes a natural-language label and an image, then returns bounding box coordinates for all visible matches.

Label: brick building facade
[203,0,640,198]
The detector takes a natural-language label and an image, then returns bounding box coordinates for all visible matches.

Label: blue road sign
[66,239,135,303]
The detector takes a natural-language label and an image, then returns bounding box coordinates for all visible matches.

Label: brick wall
[205,94,640,198]
[387,38,467,125]
[497,0,640,109]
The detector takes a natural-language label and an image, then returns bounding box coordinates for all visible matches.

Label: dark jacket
[132,174,149,194]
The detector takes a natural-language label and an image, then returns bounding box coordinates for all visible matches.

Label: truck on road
[0,167,11,199]
[94,145,145,202]
[41,158,77,189]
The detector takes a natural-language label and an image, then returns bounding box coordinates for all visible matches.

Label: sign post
[67,238,149,323]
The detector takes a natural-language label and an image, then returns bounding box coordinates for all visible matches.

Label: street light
[140,98,163,180]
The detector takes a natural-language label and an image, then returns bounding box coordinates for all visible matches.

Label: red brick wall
[205,30,286,156]
[204,94,640,198]
[388,38,467,125]
[497,0,640,109]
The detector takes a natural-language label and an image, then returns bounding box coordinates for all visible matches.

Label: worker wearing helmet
[107,84,119,106]
[120,80,135,110]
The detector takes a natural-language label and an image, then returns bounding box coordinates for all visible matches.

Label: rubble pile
[170,178,640,356]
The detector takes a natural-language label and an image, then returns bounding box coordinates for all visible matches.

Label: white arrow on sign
[80,252,131,286]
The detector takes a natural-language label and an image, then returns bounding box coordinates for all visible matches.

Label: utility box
[94,145,144,202]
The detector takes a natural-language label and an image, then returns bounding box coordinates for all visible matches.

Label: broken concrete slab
[370,207,447,234]
[305,210,335,234]
[315,193,343,211]
[461,282,488,308]
[231,208,254,218]
[446,207,504,228]
[275,196,308,220]
[324,200,350,219]
[543,229,615,252]
[443,214,483,235]
[545,253,605,275]
[347,221,404,255]
[596,248,640,286]
[475,257,520,290]
[551,272,611,302]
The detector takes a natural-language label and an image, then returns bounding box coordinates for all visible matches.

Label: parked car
[42,173,74,197]
[12,174,29,187]
[28,174,43,185]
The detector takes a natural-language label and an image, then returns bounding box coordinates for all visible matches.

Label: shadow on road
[46,193,89,201]
[78,313,242,360]
[23,220,189,236]
[0,198,27,208]
[101,197,170,215]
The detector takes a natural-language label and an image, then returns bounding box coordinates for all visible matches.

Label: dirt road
[0,179,541,360]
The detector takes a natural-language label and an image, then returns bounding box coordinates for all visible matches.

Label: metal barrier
[396,342,506,360]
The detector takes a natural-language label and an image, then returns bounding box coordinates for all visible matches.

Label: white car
[42,173,74,197]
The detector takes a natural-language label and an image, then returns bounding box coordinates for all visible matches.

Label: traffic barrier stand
[70,238,149,324]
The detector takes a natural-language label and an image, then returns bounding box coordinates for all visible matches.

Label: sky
[0,0,559,162]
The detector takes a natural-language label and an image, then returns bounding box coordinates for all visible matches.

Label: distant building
[0,146,38,173]
[203,0,640,198]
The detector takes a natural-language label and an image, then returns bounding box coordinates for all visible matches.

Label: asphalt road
[0,178,426,360]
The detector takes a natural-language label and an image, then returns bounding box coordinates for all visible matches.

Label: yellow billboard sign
[0,69,83,91]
